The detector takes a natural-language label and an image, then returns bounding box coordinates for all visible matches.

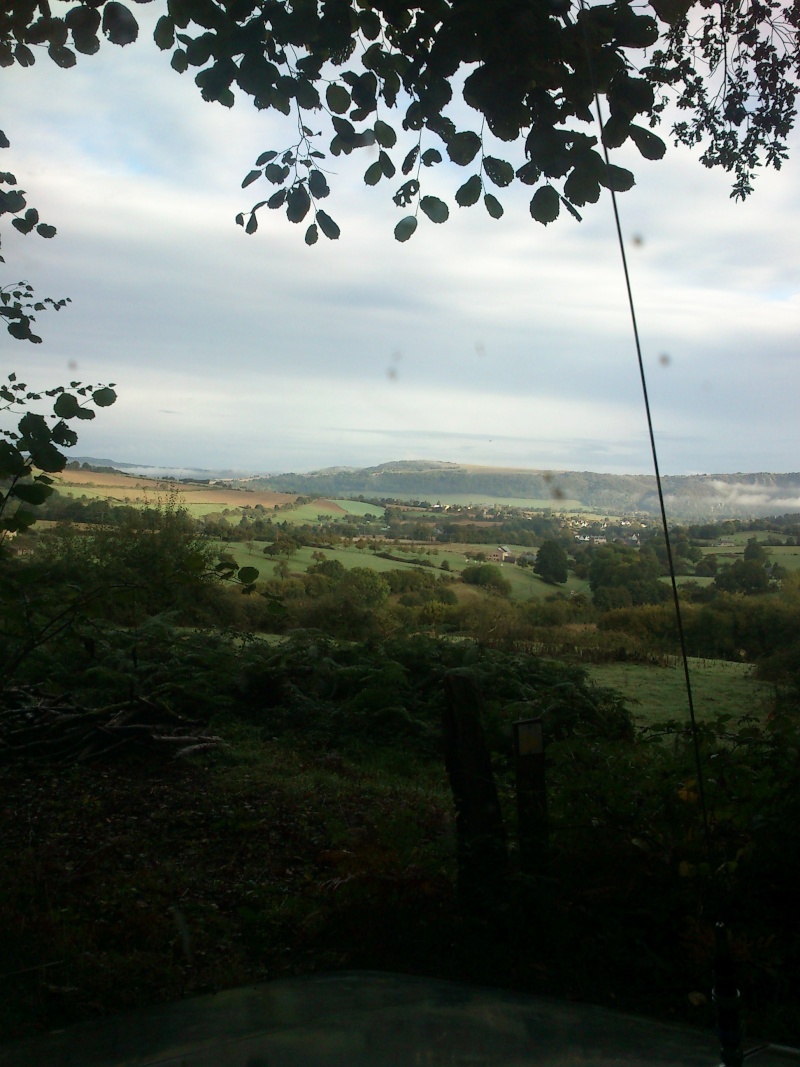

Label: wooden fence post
[513,717,548,876]
[442,669,509,921]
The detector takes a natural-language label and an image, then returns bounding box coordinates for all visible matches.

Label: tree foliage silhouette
[2,0,798,242]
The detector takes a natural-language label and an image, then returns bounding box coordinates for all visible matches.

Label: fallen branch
[0,688,223,765]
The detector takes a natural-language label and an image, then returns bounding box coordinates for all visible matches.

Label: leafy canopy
[0,373,118,548]
[2,0,798,242]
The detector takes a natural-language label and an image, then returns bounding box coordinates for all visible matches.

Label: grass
[331,499,387,518]
[269,500,383,523]
[586,658,771,725]
[211,541,446,578]
[769,546,800,570]
[432,494,586,510]
[210,539,593,602]
[0,732,454,1043]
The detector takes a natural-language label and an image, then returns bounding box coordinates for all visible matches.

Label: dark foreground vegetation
[1,499,799,1048]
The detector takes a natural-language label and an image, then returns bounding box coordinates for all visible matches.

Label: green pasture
[210,540,442,579]
[209,538,593,602]
[271,499,385,523]
[332,499,387,517]
[586,658,770,726]
[698,541,800,571]
[769,546,800,570]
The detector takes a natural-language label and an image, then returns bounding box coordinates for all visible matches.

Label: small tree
[534,540,569,585]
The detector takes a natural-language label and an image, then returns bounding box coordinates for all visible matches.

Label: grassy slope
[586,658,770,725]
[211,540,592,602]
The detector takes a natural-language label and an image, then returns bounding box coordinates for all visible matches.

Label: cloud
[4,26,799,478]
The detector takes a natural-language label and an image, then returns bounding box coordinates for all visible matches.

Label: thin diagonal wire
[576,2,710,850]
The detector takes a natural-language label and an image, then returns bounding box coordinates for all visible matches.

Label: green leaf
[10,481,53,505]
[49,44,77,68]
[0,441,27,478]
[455,175,482,207]
[316,211,340,240]
[305,223,319,245]
[18,412,51,442]
[238,566,260,584]
[36,222,56,238]
[599,164,635,191]
[53,392,81,419]
[265,162,290,184]
[326,84,351,114]
[516,160,541,185]
[102,2,139,46]
[256,150,278,166]
[484,193,504,218]
[242,169,261,188]
[401,146,419,175]
[420,196,449,224]
[379,151,395,178]
[564,166,601,206]
[394,215,418,242]
[364,160,383,186]
[392,179,419,208]
[421,148,442,167]
[308,170,329,199]
[2,509,38,531]
[171,48,188,73]
[267,189,287,209]
[12,216,35,235]
[51,420,79,447]
[75,407,96,421]
[447,131,482,166]
[14,42,35,66]
[602,114,631,149]
[628,124,667,160]
[27,441,66,473]
[92,387,117,407]
[357,10,382,39]
[530,185,560,225]
[608,75,655,120]
[483,156,514,187]
[154,15,174,50]
[72,30,100,56]
[374,120,396,148]
[245,212,258,234]
[0,189,26,213]
[294,78,320,110]
[286,185,311,224]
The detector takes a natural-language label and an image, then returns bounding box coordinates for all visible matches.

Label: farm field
[50,469,297,514]
[47,471,389,525]
[212,540,448,579]
[768,545,800,570]
[213,538,592,602]
[586,658,770,725]
[274,499,385,523]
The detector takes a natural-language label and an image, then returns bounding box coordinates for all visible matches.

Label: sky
[4,7,799,477]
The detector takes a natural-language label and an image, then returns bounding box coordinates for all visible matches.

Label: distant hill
[70,457,800,520]
[71,457,252,480]
[243,462,800,520]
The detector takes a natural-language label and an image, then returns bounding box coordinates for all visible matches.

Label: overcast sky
[4,8,799,476]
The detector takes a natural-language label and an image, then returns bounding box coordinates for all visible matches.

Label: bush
[461,564,512,597]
